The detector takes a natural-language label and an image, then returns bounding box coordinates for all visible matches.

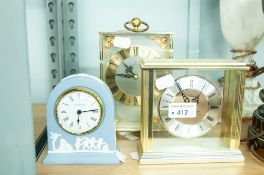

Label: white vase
[220,0,264,52]
[220,0,264,117]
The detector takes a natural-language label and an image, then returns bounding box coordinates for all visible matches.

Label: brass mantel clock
[139,59,249,164]
[99,18,173,131]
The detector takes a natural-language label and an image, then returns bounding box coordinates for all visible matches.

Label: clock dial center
[174,89,209,125]
[115,56,141,97]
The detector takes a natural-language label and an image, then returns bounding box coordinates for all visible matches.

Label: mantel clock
[139,59,249,164]
[44,74,120,164]
[99,17,173,131]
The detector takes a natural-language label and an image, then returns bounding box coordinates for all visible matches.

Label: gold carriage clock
[99,18,173,131]
[139,59,249,164]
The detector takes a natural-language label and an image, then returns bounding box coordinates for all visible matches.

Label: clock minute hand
[115,73,133,78]
[192,82,207,103]
[82,109,99,113]
[175,81,190,103]
[122,62,130,69]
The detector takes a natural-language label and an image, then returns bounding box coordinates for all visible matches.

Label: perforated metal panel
[46,0,79,89]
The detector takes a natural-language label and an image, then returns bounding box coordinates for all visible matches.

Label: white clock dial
[55,88,103,135]
[159,75,222,138]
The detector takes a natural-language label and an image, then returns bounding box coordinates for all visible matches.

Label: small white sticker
[155,74,175,90]
[130,152,139,160]
[168,103,197,118]
[113,36,131,49]
[116,150,126,163]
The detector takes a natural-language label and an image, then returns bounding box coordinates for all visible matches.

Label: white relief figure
[75,137,82,151]
[82,137,91,150]
[58,138,73,152]
[102,143,109,152]
[96,138,104,150]
[96,138,110,151]
[89,137,97,150]
[73,137,110,152]
[50,132,61,151]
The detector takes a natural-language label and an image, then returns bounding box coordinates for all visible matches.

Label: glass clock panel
[151,70,223,140]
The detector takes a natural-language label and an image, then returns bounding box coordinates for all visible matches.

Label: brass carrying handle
[124,17,149,32]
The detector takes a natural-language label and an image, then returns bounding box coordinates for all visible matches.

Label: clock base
[43,152,120,164]
[138,138,245,164]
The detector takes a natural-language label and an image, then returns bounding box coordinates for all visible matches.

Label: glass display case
[139,59,249,164]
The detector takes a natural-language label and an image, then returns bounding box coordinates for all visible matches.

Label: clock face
[159,75,222,138]
[55,88,103,135]
[105,45,160,106]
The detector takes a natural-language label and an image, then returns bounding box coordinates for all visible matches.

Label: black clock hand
[122,61,139,79]
[175,81,190,103]
[126,65,139,79]
[81,109,99,113]
[192,83,207,103]
[77,110,81,124]
[115,73,133,78]
[122,61,130,69]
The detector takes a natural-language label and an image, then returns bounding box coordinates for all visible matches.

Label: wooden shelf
[33,104,264,175]
[36,140,264,175]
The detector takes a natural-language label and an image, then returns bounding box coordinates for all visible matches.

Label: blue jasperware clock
[43,74,120,164]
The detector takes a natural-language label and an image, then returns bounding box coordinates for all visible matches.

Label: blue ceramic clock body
[44,74,120,164]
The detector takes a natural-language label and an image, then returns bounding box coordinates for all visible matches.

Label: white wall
[26,0,264,103]
[0,0,36,174]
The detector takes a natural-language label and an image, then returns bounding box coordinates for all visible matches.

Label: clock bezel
[54,87,104,136]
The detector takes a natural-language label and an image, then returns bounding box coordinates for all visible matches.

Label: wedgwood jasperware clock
[139,59,249,164]
[99,17,173,131]
[44,74,120,164]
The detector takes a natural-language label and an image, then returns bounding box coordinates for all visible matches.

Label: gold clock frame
[99,32,173,131]
[139,59,249,164]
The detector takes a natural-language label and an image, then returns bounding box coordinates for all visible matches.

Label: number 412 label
[168,103,197,119]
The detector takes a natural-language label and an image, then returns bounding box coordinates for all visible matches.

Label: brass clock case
[99,32,173,131]
[139,59,249,164]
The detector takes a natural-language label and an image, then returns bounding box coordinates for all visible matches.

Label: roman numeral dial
[55,88,103,135]
[105,45,160,106]
[159,75,222,138]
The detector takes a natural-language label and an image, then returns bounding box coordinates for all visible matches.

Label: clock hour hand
[77,110,81,124]
[122,62,139,79]
[175,81,190,103]
[122,62,134,73]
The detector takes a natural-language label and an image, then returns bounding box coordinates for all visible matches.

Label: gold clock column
[140,69,153,152]
[221,70,246,149]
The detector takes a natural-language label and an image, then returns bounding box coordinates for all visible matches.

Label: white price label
[155,74,175,90]
[168,103,197,118]
[113,36,131,49]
